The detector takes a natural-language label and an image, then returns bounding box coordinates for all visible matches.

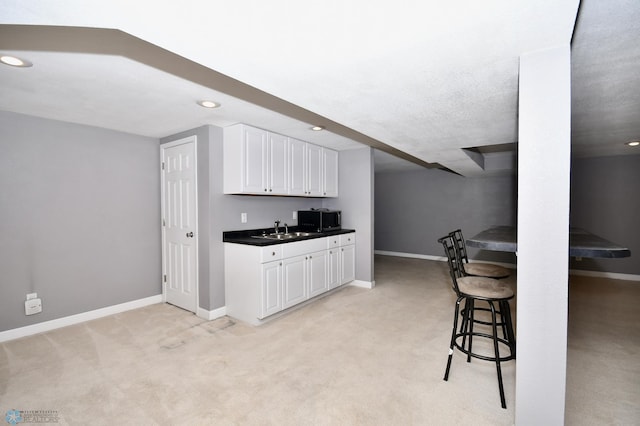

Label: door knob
[186,232,194,238]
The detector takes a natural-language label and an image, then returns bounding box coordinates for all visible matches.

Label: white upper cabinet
[268,132,288,194]
[288,139,339,197]
[224,123,338,197]
[306,143,323,197]
[288,138,306,196]
[322,148,339,197]
[241,125,268,194]
[224,124,289,195]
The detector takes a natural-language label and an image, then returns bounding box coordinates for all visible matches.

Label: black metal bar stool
[438,234,516,409]
[450,229,510,279]
[449,229,514,353]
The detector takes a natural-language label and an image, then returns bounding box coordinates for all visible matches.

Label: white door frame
[160,135,199,312]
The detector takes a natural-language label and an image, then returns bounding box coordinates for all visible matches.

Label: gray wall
[0,111,161,332]
[375,167,517,264]
[325,147,375,283]
[569,154,640,275]
[374,154,639,276]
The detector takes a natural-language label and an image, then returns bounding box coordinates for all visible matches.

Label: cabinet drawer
[282,238,326,259]
[327,235,340,249]
[340,233,356,246]
[261,245,283,263]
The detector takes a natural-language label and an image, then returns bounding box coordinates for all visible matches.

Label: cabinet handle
[269,188,272,192]
[264,188,267,192]
[272,252,276,256]
[186,232,194,238]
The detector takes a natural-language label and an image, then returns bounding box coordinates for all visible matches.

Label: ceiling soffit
[0,24,437,170]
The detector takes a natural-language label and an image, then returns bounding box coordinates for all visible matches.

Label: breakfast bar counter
[466,226,631,258]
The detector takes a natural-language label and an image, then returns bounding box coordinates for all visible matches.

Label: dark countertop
[223,227,355,246]
[466,226,631,259]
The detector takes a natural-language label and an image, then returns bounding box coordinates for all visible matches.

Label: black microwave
[298,209,342,232]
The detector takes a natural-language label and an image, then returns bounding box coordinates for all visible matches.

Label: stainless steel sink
[251,232,314,240]
[289,232,312,237]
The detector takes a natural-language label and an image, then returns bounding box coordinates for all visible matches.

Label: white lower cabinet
[308,250,329,298]
[282,255,308,308]
[340,244,356,284]
[327,233,356,287]
[261,260,283,318]
[339,233,356,284]
[327,247,340,290]
[225,233,355,325]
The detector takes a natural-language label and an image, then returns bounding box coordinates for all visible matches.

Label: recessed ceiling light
[197,100,221,108]
[0,55,33,68]
[626,141,640,147]
[311,126,324,131]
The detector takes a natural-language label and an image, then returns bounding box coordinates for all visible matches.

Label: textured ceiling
[1,0,639,176]
[571,0,640,158]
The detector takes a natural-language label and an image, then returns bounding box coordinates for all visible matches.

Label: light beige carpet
[0,255,638,425]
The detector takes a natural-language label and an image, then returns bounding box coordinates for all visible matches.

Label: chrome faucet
[274,220,280,234]
[284,223,289,234]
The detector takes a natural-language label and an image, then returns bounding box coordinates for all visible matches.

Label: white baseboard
[375,250,516,268]
[196,306,227,321]
[375,250,639,282]
[349,279,375,289]
[0,295,163,343]
[375,250,445,262]
[569,268,640,282]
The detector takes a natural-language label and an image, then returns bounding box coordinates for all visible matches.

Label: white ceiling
[0,50,364,152]
[1,0,639,176]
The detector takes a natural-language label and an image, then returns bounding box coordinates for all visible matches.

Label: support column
[516,45,571,425]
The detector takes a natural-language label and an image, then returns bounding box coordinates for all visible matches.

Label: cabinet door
[282,255,308,308]
[340,244,356,284]
[243,126,269,194]
[261,261,282,319]
[308,250,328,298]
[268,133,288,194]
[322,148,339,197]
[306,143,323,196]
[288,138,306,196]
[327,248,340,289]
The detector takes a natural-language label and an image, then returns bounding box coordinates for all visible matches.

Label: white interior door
[161,137,198,313]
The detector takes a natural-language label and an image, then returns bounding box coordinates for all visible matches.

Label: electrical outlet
[241,213,247,223]
[292,211,297,220]
[26,292,37,300]
[25,298,42,315]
